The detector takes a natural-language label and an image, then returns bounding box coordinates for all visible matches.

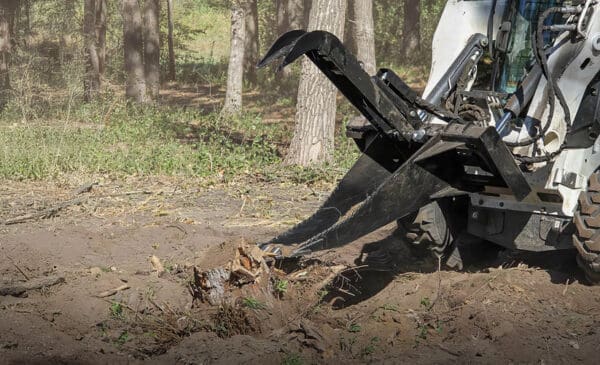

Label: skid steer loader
[257,0,600,283]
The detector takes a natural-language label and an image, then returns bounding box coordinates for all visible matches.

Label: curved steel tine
[256,30,307,69]
[279,31,340,70]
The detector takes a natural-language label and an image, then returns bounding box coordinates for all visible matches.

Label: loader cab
[495,0,562,94]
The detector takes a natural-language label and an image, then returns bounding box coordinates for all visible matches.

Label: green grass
[348,323,362,333]
[281,353,304,365]
[241,297,266,310]
[0,99,276,180]
[0,96,358,183]
[274,279,288,295]
[175,1,230,61]
[110,302,123,318]
[115,331,130,346]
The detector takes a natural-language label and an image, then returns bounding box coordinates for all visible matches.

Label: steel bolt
[592,34,600,52]
[411,129,426,141]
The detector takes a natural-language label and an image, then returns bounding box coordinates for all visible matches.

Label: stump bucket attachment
[258,31,531,257]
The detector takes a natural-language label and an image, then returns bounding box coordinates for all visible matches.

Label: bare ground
[1,176,599,364]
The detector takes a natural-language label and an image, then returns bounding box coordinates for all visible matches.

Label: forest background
[0,0,445,183]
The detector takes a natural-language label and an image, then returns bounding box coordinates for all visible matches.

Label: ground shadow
[319,226,587,309]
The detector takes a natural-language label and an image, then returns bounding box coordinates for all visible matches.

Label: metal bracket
[553,168,585,189]
[578,0,596,39]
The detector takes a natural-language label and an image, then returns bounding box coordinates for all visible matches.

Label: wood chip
[96,284,130,298]
[150,255,165,277]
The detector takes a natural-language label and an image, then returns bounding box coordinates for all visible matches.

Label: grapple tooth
[279,31,333,70]
[256,30,307,69]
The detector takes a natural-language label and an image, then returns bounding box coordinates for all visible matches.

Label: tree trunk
[303,0,312,25]
[285,0,347,166]
[351,0,376,75]
[0,8,10,110]
[24,0,30,34]
[123,0,146,103]
[143,0,160,100]
[59,0,75,67]
[95,0,107,76]
[221,1,246,116]
[401,0,421,60]
[166,0,176,81]
[83,0,100,101]
[287,0,306,29]
[277,0,307,79]
[243,0,258,85]
[277,0,306,34]
[382,1,401,60]
[276,0,288,36]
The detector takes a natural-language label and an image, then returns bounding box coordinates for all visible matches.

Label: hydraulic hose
[516,6,579,163]
[505,5,582,162]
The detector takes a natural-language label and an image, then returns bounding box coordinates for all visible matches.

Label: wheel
[573,171,600,284]
[398,201,453,259]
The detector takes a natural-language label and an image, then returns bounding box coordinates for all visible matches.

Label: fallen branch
[0,275,65,296]
[73,182,99,195]
[7,256,29,280]
[438,343,461,357]
[96,284,130,298]
[314,265,348,293]
[4,196,88,225]
[105,190,154,197]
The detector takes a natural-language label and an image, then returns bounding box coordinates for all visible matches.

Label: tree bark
[221,1,246,116]
[303,0,312,26]
[243,0,258,85]
[84,0,100,101]
[276,0,289,36]
[59,0,75,67]
[277,0,307,34]
[95,0,107,76]
[277,0,307,79]
[287,0,306,29]
[24,0,30,35]
[351,0,376,75]
[166,0,176,81]
[0,7,10,110]
[143,0,160,100]
[401,0,421,60]
[285,0,347,166]
[123,0,146,103]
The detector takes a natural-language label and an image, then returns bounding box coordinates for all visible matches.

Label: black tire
[398,201,453,259]
[573,172,600,284]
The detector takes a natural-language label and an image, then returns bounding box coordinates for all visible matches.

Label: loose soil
[1,176,599,364]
